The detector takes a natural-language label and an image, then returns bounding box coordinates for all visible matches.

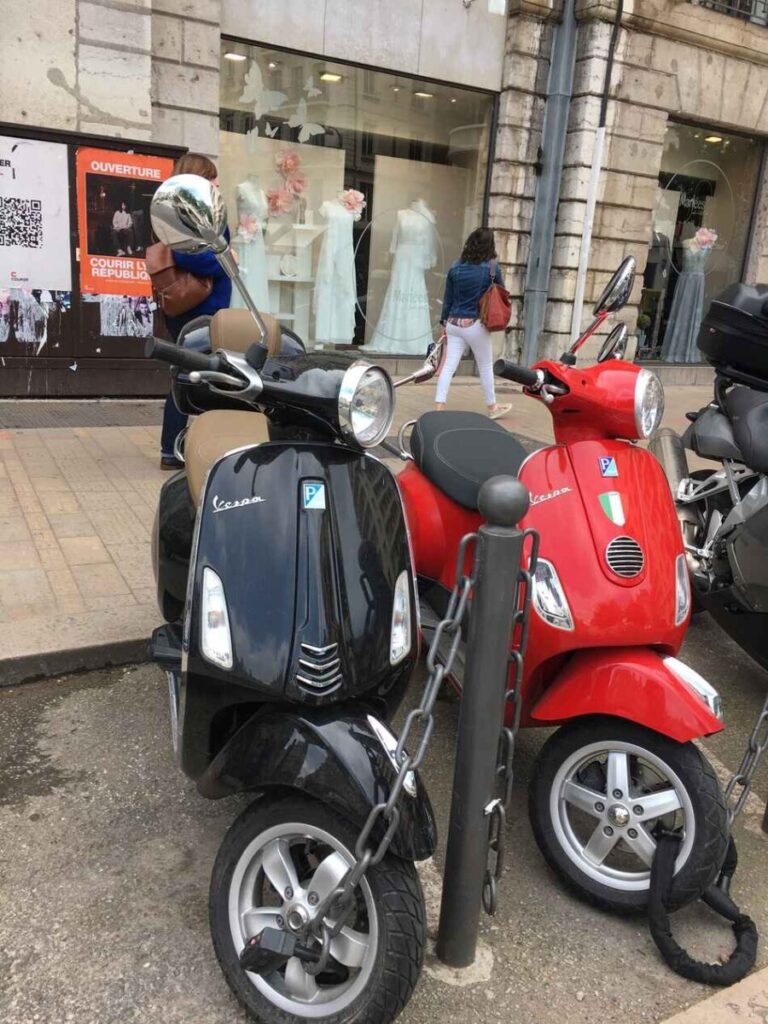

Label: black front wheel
[210,794,425,1024]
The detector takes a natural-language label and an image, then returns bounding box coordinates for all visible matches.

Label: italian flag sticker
[599,491,625,526]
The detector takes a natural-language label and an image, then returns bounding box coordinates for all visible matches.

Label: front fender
[530,648,724,742]
[197,705,437,861]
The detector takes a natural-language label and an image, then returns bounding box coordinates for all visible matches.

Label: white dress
[313,199,358,343]
[367,201,438,354]
[231,180,270,314]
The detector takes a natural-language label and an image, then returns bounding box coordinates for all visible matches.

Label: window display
[636,123,763,363]
[219,42,494,353]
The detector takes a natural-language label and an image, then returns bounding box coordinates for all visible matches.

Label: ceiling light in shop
[224,52,246,62]
[704,135,723,143]
[392,86,400,93]
[450,97,457,103]
[320,72,343,82]
[414,91,434,99]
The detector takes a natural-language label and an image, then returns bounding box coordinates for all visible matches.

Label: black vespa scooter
[146,174,438,1023]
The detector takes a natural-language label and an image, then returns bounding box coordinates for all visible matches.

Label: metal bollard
[435,475,530,968]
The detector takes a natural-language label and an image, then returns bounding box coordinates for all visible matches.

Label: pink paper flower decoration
[267,187,295,217]
[236,213,260,239]
[694,227,718,250]
[340,188,366,215]
[286,172,307,195]
[275,150,301,176]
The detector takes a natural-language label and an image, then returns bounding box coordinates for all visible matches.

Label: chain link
[310,531,479,941]
[725,688,768,825]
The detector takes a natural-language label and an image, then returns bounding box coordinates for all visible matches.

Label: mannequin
[313,191,364,344]
[366,198,438,354]
[663,227,717,363]
[231,176,270,313]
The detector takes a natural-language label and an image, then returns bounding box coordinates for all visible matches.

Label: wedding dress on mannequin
[313,198,359,343]
[231,177,270,313]
[663,238,710,363]
[367,199,438,354]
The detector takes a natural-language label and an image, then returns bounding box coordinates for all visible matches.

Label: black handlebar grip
[144,337,219,372]
[493,358,540,388]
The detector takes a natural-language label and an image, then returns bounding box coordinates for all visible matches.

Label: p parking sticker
[302,481,326,510]
[599,456,619,478]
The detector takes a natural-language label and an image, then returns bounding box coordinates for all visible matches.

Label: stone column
[151,0,222,158]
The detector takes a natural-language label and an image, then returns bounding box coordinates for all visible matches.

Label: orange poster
[76,147,174,296]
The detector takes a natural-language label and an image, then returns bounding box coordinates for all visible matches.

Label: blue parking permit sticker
[302,482,326,510]
[599,456,619,478]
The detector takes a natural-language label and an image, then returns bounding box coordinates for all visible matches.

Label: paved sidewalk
[0,381,711,683]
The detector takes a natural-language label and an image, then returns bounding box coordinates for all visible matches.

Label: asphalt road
[1,613,766,1024]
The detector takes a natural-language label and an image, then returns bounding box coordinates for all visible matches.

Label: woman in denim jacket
[435,227,511,420]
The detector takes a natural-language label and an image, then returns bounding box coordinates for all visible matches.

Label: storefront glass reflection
[636,122,763,363]
[219,42,493,354]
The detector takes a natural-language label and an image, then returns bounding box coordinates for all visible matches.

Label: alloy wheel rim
[228,821,379,1018]
[550,739,696,892]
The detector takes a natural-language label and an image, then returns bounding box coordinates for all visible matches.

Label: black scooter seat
[410,411,528,511]
[723,387,768,474]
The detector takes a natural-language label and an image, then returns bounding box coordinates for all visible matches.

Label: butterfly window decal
[288,97,325,144]
[239,60,288,120]
[304,76,322,98]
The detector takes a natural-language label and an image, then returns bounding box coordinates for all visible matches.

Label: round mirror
[593,256,636,316]
[150,174,228,255]
[597,323,628,363]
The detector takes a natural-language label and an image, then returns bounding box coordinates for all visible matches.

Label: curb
[0,637,150,688]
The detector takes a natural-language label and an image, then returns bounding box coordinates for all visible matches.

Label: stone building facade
[0,0,766,393]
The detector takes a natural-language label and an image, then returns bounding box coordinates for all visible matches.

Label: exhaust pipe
[649,429,702,570]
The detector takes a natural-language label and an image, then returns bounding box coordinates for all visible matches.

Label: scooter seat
[723,386,768,474]
[410,411,528,510]
[185,409,270,505]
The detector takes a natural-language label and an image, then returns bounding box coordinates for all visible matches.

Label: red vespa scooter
[397,258,729,912]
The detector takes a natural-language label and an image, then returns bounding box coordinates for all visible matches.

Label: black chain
[310,532,479,947]
[482,527,539,915]
[726,688,768,825]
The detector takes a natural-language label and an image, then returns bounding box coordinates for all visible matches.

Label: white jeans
[435,319,496,406]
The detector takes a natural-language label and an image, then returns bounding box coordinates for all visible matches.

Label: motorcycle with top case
[397,257,730,913]
[146,174,440,1024]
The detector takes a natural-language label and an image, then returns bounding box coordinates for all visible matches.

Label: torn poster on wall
[0,136,72,292]
[76,147,174,296]
[97,294,153,337]
[0,289,71,353]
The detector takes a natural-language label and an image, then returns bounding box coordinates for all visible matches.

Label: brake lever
[189,369,247,391]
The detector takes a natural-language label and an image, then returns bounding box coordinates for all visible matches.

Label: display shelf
[268,276,314,284]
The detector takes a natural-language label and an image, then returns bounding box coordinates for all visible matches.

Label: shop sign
[75,147,174,296]
[0,135,72,292]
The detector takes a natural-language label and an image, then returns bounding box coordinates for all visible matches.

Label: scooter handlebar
[493,358,541,389]
[144,337,223,373]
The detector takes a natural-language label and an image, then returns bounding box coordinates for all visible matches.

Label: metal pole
[436,476,530,968]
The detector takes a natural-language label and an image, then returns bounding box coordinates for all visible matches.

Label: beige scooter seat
[184,409,270,505]
[182,308,280,503]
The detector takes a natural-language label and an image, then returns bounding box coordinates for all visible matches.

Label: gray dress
[663,244,709,364]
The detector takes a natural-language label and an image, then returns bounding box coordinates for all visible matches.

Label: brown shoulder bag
[479,258,512,333]
[145,241,213,318]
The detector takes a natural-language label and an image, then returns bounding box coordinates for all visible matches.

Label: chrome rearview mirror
[150,174,227,254]
[151,174,269,346]
[597,323,628,363]
[393,337,445,389]
[593,256,636,316]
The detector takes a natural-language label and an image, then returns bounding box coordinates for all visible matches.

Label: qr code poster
[76,147,174,297]
[0,136,72,292]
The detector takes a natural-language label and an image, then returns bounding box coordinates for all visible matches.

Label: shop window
[636,122,763,364]
[218,41,494,354]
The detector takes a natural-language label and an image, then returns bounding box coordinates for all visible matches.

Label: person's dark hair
[172,153,218,180]
[460,227,497,264]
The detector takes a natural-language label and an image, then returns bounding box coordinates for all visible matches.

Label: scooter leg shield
[530,647,724,742]
[196,706,437,862]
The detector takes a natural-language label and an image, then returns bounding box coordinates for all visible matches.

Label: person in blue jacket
[157,153,233,469]
[435,227,511,420]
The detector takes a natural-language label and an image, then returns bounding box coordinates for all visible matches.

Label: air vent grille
[295,642,342,694]
[605,536,644,578]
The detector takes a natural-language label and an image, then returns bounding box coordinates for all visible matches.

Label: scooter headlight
[663,656,723,719]
[390,569,412,665]
[634,368,665,439]
[339,362,394,448]
[200,567,233,670]
[674,553,691,626]
[532,558,574,631]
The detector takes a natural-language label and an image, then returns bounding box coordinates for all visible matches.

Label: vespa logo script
[530,486,573,507]
[212,494,266,514]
